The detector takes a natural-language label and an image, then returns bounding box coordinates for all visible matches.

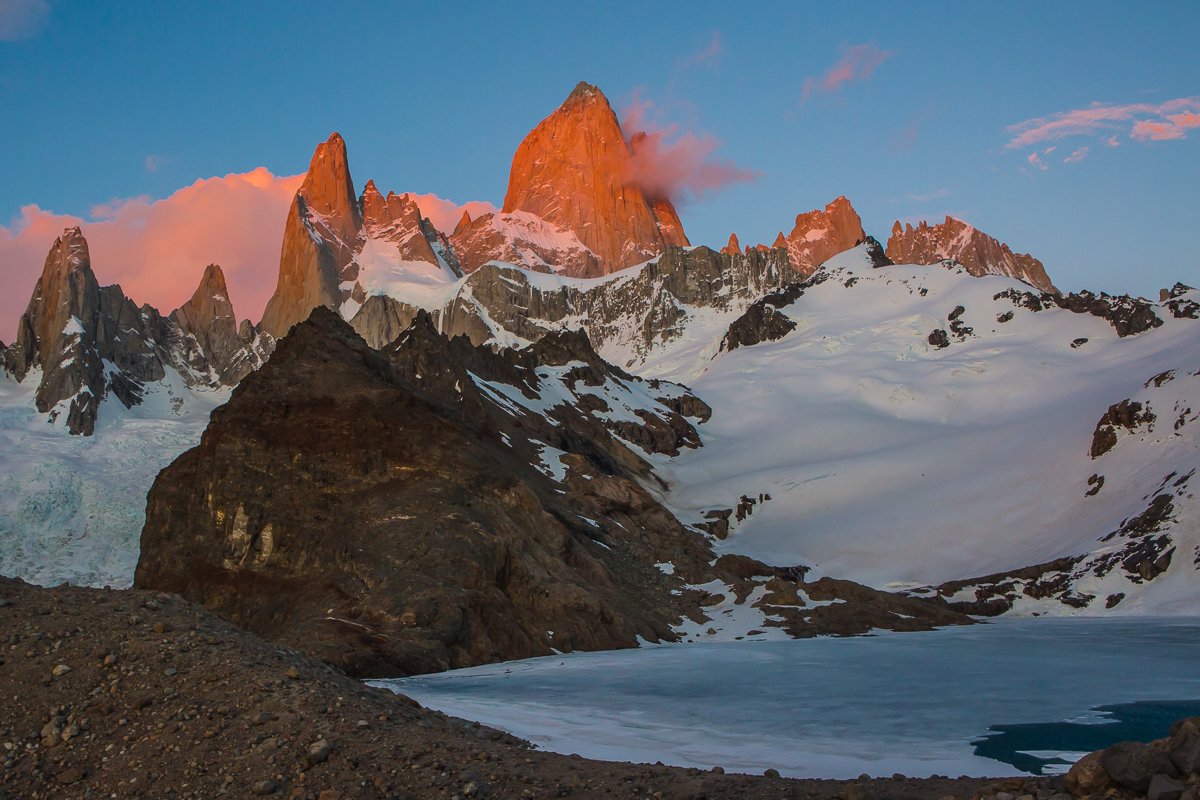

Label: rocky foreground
[0,578,1049,800]
[1061,718,1200,800]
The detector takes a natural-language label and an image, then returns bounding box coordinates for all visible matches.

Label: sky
[0,1,1197,339]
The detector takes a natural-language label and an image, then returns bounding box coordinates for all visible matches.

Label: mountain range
[1,81,1196,675]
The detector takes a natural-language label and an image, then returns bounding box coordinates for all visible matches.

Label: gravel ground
[0,577,1057,799]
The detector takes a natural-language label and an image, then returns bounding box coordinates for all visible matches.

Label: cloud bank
[0,168,502,340]
[1007,97,1200,148]
[0,168,303,340]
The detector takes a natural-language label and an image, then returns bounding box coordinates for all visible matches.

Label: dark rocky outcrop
[720,302,797,352]
[1162,283,1199,319]
[862,235,893,268]
[1091,399,1156,458]
[412,244,800,365]
[1055,291,1164,337]
[931,556,1088,616]
[1065,717,1200,799]
[134,307,715,676]
[135,308,972,677]
[994,287,1166,338]
[929,467,1191,615]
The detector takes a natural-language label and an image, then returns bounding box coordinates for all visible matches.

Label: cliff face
[9,227,115,434]
[259,133,360,339]
[776,196,867,274]
[453,82,688,277]
[348,243,804,368]
[886,216,1058,293]
[134,307,716,676]
[170,263,269,386]
[134,307,971,676]
[259,134,463,334]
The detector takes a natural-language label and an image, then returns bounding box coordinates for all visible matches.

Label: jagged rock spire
[495,82,689,274]
[259,132,361,339]
[885,216,1057,293]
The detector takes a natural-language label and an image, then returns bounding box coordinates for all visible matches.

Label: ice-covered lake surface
[373,618,1200,780]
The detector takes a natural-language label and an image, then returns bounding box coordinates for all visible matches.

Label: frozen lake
[373,618,1200,779]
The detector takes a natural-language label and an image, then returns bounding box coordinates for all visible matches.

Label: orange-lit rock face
[260,133,461,337]
[360,180,439,266]
[781,196,866,274]
[651,198,690,249]
[260,133,360,339]
[721,232,741,256]
[886,216,1058,293]
[485,82,687,276]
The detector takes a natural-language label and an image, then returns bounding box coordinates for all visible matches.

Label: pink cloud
[1064,146,1089,164]
[619,94,760,205]
[0,168,302,341]
[1006,96,1200,148]
[1027,152,1047,172]
[0,169,502,340]
[0,0,49,41]
[404,194,496,234]
[801,43,895,103]
[1131,111,1200,141]
[678,31,724,68]
[1103,135,1121,147]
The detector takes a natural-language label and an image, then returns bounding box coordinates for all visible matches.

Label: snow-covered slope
[4,233,1196,618]
[646,246,1199,614]
[0,368,225,587]
[341,233,461,319]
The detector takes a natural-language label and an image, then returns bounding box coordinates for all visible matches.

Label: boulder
[1101,741,1178,792]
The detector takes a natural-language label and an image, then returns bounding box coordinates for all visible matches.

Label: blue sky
[1,0,1197,319]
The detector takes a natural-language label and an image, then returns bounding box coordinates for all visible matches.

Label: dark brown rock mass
[135,308,972,677]
[134,307,714,676]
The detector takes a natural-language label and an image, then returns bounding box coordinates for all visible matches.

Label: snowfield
[0,367,225,588]
[2,243,1196,619]
[640,248,1199,614]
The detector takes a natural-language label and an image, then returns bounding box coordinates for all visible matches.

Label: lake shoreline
[0,577,1064,799]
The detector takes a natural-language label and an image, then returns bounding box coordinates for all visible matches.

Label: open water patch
[973,699,1200,775]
